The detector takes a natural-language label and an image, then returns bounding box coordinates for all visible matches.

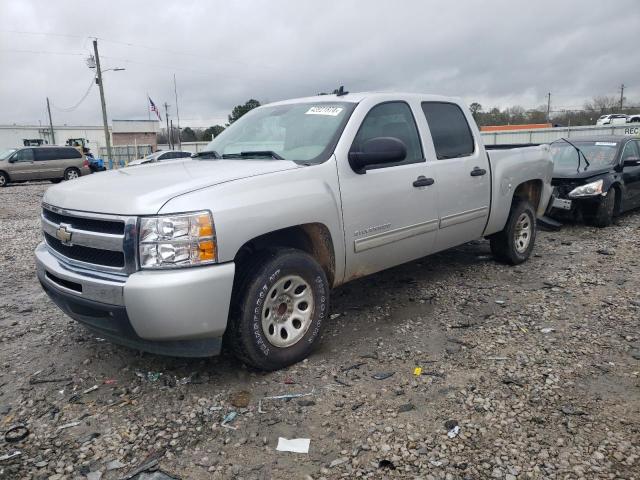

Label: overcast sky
[1,0,639,128]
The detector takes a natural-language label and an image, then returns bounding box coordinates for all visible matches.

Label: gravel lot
[0,182,639,480]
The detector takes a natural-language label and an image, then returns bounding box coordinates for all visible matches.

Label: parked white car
[628,114,640,123]
[596,114,628,126]
[127,150,192,166]
[35,92,553,370]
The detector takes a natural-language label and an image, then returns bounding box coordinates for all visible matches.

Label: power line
[51,76,96,112]
[0,48,85,57]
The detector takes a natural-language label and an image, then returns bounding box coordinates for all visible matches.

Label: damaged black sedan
[547,136,640,227]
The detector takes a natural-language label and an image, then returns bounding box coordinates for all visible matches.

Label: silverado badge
[55,224,72,245]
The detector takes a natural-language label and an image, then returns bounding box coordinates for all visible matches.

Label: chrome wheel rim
[0,176,5,186]
[514,213,532,253]
[66,170,79,180]
[261,275,314,348]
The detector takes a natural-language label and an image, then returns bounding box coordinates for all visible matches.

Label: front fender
[159,158,346,283]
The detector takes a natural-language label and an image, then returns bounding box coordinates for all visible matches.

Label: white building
[0,120,159,151]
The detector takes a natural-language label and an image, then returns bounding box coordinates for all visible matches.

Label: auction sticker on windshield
[595,142,617,146]
[305,106,344,116]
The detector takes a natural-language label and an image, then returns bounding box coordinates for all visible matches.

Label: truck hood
[43,159,301,215]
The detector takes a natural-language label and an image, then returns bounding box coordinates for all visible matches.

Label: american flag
[148,97,162,121]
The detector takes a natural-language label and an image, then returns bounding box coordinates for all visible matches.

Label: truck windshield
[550,141,619,172]
[198,102,355,163]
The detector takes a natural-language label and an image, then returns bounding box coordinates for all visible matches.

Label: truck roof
[267,91,462,106]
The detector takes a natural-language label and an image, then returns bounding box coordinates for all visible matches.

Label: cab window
[421,102,475,159]
[351,101,423,169]
[14,149,34,162]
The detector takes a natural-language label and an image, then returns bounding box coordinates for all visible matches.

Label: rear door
[34,148,58,178]
[620,140,640,209]
[336,100,440,279]
[8,148,36,180]
[420,102,491,252]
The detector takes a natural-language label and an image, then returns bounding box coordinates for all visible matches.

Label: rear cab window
[421,102,475,160]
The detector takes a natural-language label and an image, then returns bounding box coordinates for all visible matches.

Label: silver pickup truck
[35,92,552,370]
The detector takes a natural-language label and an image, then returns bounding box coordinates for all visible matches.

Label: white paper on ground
[276,437,310,453]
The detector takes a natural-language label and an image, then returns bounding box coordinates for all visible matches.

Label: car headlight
[138,211,216,269]
[568,179,604,198]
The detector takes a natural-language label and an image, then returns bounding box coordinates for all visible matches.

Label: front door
[336,100,440,280]
[419,102,491,252]
[8,148,37,180]
[620,140,640,209]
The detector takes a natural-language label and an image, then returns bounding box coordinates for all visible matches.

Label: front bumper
[35,242,235,357]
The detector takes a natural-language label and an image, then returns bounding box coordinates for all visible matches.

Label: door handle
[470,167,487,176]
[413,176,435,187]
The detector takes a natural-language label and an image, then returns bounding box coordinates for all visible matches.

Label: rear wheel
[64,168,80,181]
[490,199,536,265]
[50,179,62,184]
[226,248,329,371]
[0,172,7,187]
[584,188,616,228]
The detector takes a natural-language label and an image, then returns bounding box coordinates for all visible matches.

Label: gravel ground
[0,182,639,480]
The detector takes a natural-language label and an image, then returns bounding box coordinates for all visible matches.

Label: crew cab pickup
[35,93,553,370]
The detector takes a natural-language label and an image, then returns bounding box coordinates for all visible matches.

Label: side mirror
[348,137,407,174]
[623,156,640,167]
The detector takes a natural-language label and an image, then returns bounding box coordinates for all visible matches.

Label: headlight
[568,179,604,198]
[138,211,216,269]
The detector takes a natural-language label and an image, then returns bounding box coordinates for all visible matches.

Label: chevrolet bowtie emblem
[55,224,72,245]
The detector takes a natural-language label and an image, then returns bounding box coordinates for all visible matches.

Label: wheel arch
[233,223,336,287]
[512,179,543,211]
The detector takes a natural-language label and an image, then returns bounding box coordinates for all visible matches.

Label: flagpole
[146,93,150,121]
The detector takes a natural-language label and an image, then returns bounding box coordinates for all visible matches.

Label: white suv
[596,114,628,126]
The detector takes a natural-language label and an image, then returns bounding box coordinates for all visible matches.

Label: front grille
[43,208,124,235]
[45,232,125,268]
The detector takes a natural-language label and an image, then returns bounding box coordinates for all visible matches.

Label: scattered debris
[378,459,396,470]
[398,403,415,413]
[413,367,422,376]
[4,425,29,443]
[597,248,615,256]
[444,419,459,430]
[341,362,366,372]
[82,385,99,394]
[105,459,126,471]
[121,451,165,480]
[229,390,251,408]
[540,327,555,334]
[221,411,238,430]
[57,421,81,431]
[372,372,395,380]
[276,437,310,454]
[447,425,461,438]
[0,451,22,462]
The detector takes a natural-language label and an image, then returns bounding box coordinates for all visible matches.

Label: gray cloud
[1,0,638,128]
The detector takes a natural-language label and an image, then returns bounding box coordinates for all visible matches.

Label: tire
[490,199,537,265]
[50,179,62,184]
[0,171,7,187]
[226,248,329,371]
[64,168,81,181]
[584,188,615,228]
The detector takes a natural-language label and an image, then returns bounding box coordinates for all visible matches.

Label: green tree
[228,99,260,125]
[203,125,226,140]
[181,127,197,142]
[469,102,483,118]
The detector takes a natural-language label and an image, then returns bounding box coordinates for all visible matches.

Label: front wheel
[490,200,537,265]
[583,189,615,228]
[64,168,80,181]
[0,172,8,187]
[226,248,329,371]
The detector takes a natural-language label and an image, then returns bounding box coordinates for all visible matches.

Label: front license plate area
[552,197,572,210]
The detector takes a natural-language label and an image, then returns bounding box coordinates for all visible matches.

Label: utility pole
[164,102,171,149]
[46,97,56,145]
[619,84,625,110]
[173,74,181,150]
[93,39,114,168]
[546,92,551,123]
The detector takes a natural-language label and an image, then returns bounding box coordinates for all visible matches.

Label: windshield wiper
[557,138,590,173]
[192,150,221,159]
[234,150,284,160]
